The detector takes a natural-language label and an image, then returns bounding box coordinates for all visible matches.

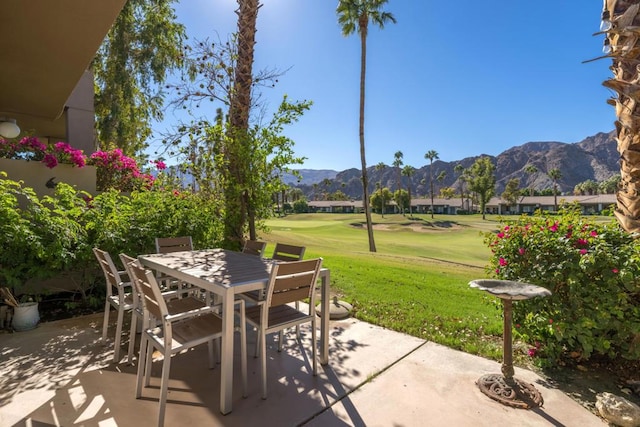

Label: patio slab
[0,312,605,426]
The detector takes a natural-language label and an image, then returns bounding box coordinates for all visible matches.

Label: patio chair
[241,258,322,399]
[154,236,194,295]
[271,242,306,262]
[93,247,137,363]
[241,239,267,257]
[125,257,247,427]
[119,253,213,361]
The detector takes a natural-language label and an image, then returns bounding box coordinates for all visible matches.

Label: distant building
[307,194,616,215]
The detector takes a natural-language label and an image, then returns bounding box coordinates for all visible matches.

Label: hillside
[291,131,620,200]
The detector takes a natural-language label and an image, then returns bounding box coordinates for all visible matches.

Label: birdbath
[469,279,551,409]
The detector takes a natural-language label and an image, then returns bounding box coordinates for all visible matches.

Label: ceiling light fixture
[0,118,20,139]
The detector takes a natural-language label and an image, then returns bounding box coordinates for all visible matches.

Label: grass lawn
[261,212,508,361]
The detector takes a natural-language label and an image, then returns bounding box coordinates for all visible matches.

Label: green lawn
[260,213,507,360]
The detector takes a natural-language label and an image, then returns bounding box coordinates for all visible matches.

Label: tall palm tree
[548,168,562,211]
[454,163,466,209]
[393,150,404,190]
[225,0,261,247]
[524,164,538,196]
[393,150,404,214]
[424,149,439,219]
[601,1,640,233]
[375,162,386,217]
[402,165,415,217]
[338,0,396,252]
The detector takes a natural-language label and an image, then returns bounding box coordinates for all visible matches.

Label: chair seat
[147,313,223,353]
[107,293,135,310]
[245,304,312,331]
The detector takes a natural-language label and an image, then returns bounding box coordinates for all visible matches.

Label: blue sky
[152,1,614,171]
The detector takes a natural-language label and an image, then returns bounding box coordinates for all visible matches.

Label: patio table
[138,248,331,415]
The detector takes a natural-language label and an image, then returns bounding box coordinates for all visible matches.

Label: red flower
[499,257,507,266]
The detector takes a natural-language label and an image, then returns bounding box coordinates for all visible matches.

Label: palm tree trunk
[223,0,260,248]
[359,20,376,252]
[603,1,640,233]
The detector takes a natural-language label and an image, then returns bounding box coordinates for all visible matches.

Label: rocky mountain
[291,131,620,200]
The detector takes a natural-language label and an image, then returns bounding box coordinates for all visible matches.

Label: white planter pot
[12,302,40,331]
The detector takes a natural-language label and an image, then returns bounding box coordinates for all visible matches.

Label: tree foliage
[93,0,186,155]
[501,178,521,207]
[466,156,496,219]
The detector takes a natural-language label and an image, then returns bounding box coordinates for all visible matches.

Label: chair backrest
[266,258,322,308]
[242,240,267,257]
[93,248,124,299]
[124,253,168,322]
[271,243,305,262]
[155,236,193,254]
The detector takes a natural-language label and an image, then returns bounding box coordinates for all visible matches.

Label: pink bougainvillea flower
[549,319,553,324]
[528,348,537,357]
[577,238,588,247]
[579,249,587,255]
[548,222,559,232]
[499,257,507,266]
[565,231,573,239]
[497,232,505,239]
[42,153,58,168]
[518,247,526,255]
[504,226,510,231]
[612,268,619,274]
[590,230,598,237]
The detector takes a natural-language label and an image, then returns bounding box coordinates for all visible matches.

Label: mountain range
[286,130,620,200]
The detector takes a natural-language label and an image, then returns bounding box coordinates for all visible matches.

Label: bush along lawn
[485,203,640,368]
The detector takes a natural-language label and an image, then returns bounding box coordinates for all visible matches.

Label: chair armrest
[164,305,217,323]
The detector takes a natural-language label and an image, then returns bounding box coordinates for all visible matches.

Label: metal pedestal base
[476,374,544,409]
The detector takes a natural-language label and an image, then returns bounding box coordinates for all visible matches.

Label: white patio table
[138,248,330,415]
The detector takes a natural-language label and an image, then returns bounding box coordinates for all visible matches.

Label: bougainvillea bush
[484,204,640,366]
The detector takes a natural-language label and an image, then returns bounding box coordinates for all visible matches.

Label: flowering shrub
[0,137,86,168]
[88,148,156,192]
[0,137,167,192]
[484,204,640,365]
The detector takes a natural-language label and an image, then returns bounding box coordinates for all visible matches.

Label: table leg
[502,299,515,380]
[320,270,330,365]
[220,291,234,415]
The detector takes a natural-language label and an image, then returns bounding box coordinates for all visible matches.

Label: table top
[469,279,551,301]
[138,248,272,293]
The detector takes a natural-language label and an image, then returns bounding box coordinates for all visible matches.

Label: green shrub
[0,174,225,300]
[484,204,640,365]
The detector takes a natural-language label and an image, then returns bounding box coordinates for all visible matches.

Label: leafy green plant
[484,204,640,365]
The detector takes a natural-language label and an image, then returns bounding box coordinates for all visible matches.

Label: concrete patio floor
[0,312,606,426]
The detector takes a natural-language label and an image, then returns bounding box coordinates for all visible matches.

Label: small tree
[466,157,496,220]
[401,165,415,217]
[501,178,521,212]
[548,168,563,211]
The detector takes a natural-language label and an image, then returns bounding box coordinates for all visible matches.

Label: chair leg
[136,333,148,398]
[101,301,110,342]
[158,352,172,427]
[239,305,247,397]
[260,329,267,400]
[145,341,154,387]
[254,328,260,359]
[311,319,318,376]
[113,307,124,362]
[278,330,284,352]
[127,311,137,364]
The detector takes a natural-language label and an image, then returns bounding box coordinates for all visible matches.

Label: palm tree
[548,168,562,211]
[393,150,403,189]
[338,0,396,252]
[524,164,538,196]
[392,151,404,214]
[601,2,640,233]
[454,163,466,210]
[424,149,439,219]
[401,165,415,217]
[375,162,386,217]
[225,0,261,247]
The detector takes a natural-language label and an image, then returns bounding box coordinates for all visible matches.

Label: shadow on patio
[1,312,605,426]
